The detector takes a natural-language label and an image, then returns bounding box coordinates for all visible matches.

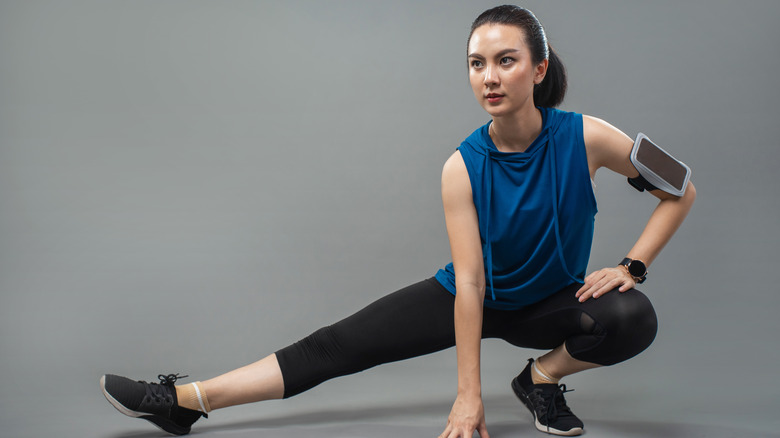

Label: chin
[483,105,512,118]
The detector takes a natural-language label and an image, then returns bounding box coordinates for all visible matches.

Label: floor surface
[89,395,780,438]
[7,361,776,438]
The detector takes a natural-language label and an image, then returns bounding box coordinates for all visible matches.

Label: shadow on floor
[104,396,774,438]
[106,397,452,438]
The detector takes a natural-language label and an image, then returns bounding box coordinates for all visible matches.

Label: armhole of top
[574,114,598,211]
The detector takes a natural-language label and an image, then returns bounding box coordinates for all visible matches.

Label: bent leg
[567,287,658,366]
[495,284,658,369]
[277,278,458,398]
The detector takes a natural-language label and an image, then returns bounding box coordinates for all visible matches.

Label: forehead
[468,24,528,55]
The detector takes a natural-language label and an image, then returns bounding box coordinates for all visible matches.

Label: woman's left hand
[439,393,490,438]
[575,266,635,302]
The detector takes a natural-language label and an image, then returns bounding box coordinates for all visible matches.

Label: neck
[489,105,543,153]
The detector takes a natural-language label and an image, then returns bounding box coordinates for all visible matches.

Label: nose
[484,64,499,86]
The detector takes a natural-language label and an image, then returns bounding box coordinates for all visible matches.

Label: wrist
[619,257,648,283]
[457,384,482,397]
[457,390,482,400]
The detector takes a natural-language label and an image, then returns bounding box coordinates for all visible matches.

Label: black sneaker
[511,359,584,436]
[100,373,207,436]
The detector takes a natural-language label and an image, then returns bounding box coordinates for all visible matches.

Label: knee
[609,289,658,339]
[306,325,375,369]
[585,289,658,365]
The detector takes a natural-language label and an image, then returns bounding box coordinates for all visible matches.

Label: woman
[100,5,695,437]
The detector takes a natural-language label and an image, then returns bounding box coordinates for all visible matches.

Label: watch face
[628,260,647,277]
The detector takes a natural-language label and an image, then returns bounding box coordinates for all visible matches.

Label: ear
[534,59,549,84]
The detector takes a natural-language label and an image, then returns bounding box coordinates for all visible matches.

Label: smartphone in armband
[628,133,691,197]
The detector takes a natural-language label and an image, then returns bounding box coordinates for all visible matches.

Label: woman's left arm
[576,115,697,302]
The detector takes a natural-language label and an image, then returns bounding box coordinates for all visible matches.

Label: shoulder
[442,150,468,184]
[543,106,582,124]
[441,151,472,200]
[581,114,636,176]
[582,115,629,146]
[543,107,584,145]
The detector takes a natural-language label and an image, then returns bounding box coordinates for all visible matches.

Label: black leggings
[276,278,657,398]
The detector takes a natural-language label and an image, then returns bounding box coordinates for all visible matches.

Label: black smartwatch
[619,258,647,284]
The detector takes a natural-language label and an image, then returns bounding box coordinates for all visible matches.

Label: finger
[577,288,592,302]
[576,280,592,297]
[585,269,607,283]
[577,282,597,302]
[618,277,636,292]
[450,426,468,438]
[577,270,607,297]
[591,276,626,299]
[576,279,594,298]
[478,423,490,438]
[578,279,606,302]
[579,275,617,302]
[594,272,636,298]
[446,427,463,438]
[609,270,634,293]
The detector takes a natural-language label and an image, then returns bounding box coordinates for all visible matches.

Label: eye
[500,56,515,65]
[470,59,483,68]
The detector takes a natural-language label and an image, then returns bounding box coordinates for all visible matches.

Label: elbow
[455,278,486,300]
[684,181,697,206]
[471,281,487,300]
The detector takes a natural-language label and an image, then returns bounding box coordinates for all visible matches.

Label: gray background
[1,1,778,437]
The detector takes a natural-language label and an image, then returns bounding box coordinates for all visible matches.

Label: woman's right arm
[438,151,490,438]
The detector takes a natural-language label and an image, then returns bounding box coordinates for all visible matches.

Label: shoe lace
[549,384,575,420]
[158,373,188,386]
[142,373,188,410]
[530,384,575,424]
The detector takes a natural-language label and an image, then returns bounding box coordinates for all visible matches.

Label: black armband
[627,174,658,193]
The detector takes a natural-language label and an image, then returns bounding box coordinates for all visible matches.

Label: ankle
[531,358,560,385]
[175,382,212,413]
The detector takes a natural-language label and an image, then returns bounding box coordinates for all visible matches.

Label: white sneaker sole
[534,416,583,436]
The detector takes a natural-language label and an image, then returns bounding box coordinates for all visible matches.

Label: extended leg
[180,278,459,411]
[187,278,457,409]
[201,353,285,410]
[100,278,457,435]
[276,278,458,398]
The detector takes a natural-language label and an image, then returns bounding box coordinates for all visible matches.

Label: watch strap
[619,258,647,284]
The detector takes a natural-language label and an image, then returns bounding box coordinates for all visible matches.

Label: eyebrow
[467,48,521,60]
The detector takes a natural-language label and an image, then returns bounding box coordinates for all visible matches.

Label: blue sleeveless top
[435,107,597,310]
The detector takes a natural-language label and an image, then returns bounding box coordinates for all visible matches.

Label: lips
[486,93,504,103]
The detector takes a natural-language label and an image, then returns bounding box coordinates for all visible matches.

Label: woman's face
[467,24,547,118]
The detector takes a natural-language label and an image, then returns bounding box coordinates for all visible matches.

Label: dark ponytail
[534,45,567,108]
[468,5,567,107]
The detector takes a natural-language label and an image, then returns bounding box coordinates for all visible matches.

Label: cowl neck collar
[464,107,562,162]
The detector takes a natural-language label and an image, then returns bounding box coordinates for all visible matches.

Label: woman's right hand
[439,393,490,438]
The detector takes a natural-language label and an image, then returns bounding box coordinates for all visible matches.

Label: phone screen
[636,137,687,191]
